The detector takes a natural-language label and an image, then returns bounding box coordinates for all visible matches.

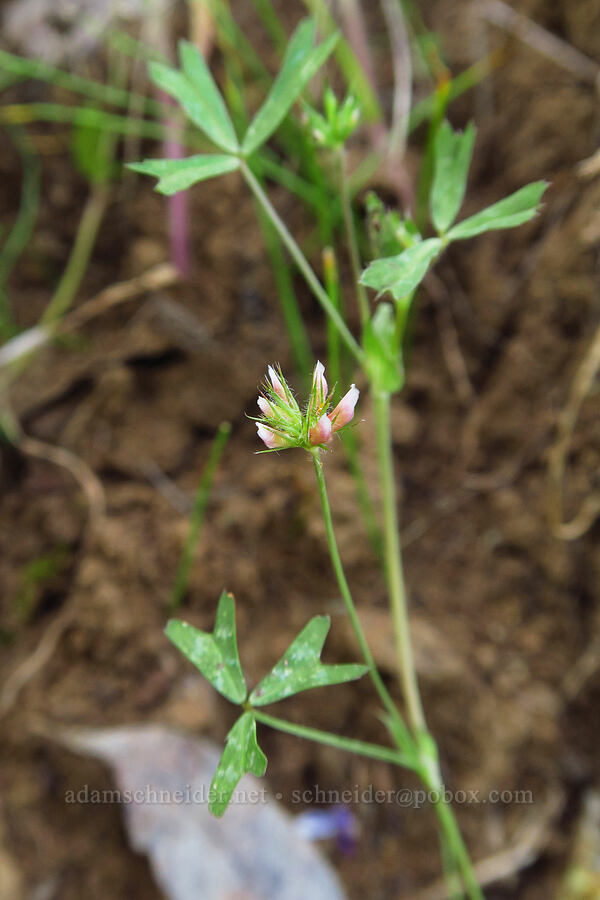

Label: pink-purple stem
[160,91,190,278]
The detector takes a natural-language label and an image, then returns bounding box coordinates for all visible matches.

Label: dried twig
[64,261,178,330]
[0,262,178,368]
[378,0,412,159]
[477,0,600,85]
[546,321,600,540]
[19,434,106,526]
[0,604,74,718]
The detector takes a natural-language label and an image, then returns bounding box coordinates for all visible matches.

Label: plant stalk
[240,160,363,364]
[372,389,425,732]
[251,709,408,766]
[372,390,483,898]
[310,448,405,734]
[338,146,369,325]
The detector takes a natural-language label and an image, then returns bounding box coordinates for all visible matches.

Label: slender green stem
[252,709,406,766]
[430,791,484,900]
[338,146,369,326]
[0,127,40,338]
[171,422,231,610]
[372,391,425,733]
[372,391,483,897]
[0,48,168,116]
[0,103,179,144]
[340,428,384,561]
[255,203,313,383]
[42,186,109,326]
[310,448,404,731]
[240,161,364,365]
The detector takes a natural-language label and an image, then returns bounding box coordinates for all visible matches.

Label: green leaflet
[362,302,404,394]
[209,712,267,817]
[149,43,238,153]
[165,591,246,704]
[431,120,476,234]
[360,238,442,302]
[241,19,339,156]
[249,615,368,706]
[446,181,548,241]
[127,154,239,194]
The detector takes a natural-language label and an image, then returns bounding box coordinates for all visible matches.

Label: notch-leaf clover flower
[255,362,359,451]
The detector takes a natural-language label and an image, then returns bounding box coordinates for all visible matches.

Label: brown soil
[1,0,599,898]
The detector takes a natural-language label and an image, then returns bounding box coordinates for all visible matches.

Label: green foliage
[149,43,239,153]
[249,615,368,706]
[168,596,368,816]
[366,193,420,259]
[209,712,267,817]
[171,423,231,609]
[430,120,476,234]
[446,180,548,240]
[71,122,120,184]
[362,303,404,394]
[360,238,442,302]
[165,592,246,704]
[127,154,240,195]
[15,544,69,623]
[241,19,338,156]
[302,86,360,149]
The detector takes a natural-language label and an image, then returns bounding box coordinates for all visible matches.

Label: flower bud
[256,423,286,449]
[268,365,287,401]
[309,414,333,446]
[328,385,359,432]
[312,360,328,409]
[257,396,275,417]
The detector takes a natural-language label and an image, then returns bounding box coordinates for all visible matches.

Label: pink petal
[309,414,333,446]
[268,365,286,400]
[257,396,274,417]
[328,384,359,432]
[256,423,285,449]
[312,360,328,408]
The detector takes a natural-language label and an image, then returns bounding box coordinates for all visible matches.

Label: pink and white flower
[257,396,275,418]
[256,423,286,449]
[255,362,359,451]
[268,365,287,400]
[309,414,333,446]
[312,360,328,409]
[328,384,359,432]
